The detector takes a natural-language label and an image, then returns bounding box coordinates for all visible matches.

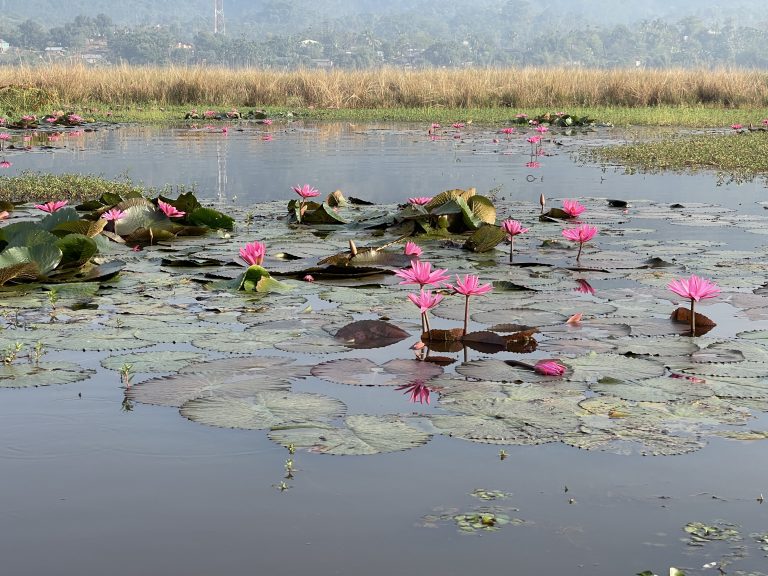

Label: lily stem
[463,295,469,338]
[690,298,696,335]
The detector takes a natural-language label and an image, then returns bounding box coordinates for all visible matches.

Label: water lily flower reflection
[100,208,126,221]
[239,241,266,266]
[667,274,720,334]
[35,200,68,213]
[396,380,432,404]
[157,200,186,218]
[534,360,567,377]
[562,224,598,261]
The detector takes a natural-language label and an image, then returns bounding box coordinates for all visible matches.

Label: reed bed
[3,65,768,110]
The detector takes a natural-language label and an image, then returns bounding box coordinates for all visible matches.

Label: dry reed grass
[2,65,768,109]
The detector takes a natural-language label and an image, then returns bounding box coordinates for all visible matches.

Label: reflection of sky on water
[4,122,766,211]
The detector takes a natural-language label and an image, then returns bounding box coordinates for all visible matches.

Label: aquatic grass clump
[585,131,768,181]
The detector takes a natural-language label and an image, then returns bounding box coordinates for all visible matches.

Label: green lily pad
[311,358,443,386]
[101,350,207,373]
[180,391,346,430]
[0,361,95,388]
[268,414,431,455]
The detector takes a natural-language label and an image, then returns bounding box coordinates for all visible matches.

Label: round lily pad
[101,350,207,373]
[0,361,95,388]
[268,414,432,455]
[180,391,346,430]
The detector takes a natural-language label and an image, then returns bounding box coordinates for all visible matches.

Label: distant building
[311,58,334,69]
[81,53,105,65]
[0,39,9,54]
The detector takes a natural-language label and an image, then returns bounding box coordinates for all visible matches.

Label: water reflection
[2,121,766,210]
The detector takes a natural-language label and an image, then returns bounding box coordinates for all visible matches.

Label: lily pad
[0,361,95,388]
[311,358,443,386]
[101,350,206,373]
[268,414,432,455]
[180,391,346,430]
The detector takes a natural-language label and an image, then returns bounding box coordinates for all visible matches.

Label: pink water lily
[526,135,541,144]
[395,260,450,288]
[239,241,266,266]
[452,122,465,129]
[449,274,493,337]
[534,360,567,377]
[0,160,11,169]
[100,208,126,221]
[408,289,443,333]
[0,210,9,219]
[667,274,720,334]
[408,196,432,206]
[525,161,541,168]
[158,200,186,218]
[562,224,598,261]
[263,118,273,125]
[292,184,320,223]
[404,241,422,258]
[731,123,743,130]
[396,380,431,404]
[562,199,585,218]
[501,219,529,262]
[35,200,68,213]
[574,279,595,295]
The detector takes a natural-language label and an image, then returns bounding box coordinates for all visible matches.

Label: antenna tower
[214,0,225,34]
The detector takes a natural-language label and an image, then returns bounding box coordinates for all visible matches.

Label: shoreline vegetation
[1,65,768,127]
[2,66,768,188]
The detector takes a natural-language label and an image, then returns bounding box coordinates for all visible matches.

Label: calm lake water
[1,121,768,576]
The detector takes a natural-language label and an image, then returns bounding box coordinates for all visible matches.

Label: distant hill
[1,0,766,33]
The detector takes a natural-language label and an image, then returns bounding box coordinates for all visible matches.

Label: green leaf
[464,224,506,252]
[181,391,346,430]
[268,414,432,455]
[55,234,98,268]
[39,207,81,231]
[302,202,347,225]
[188,206,235,230]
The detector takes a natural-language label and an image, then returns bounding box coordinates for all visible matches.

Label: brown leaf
[670,307,716,336]
[334,320,409,349]
[423,328,464,342]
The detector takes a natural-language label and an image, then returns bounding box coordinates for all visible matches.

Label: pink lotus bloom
[763,119,768,126]
[396,380,431,404]
[562,199,586,218]
[574,279,595,295]
[395,260,450,288]
[530,120,539,125]
[502,219,529,239]
[262,134,273,141]
[667,274,720,302]
[293,184,320,199]
[562,224,598,260]
[500,127,515,135]
[566,313,583,324]
[263,118,273,125]
[526,136,541,144]
[21,115,36,122]
[239,241,266,266]
[101,208,126,221]
[502,219,529,261]
[408,196,432,206]
[525,161,541,168]
[404,241,423,257]
[452,122,465,129]
[303,274,314,282]
[0,160,11,169]
[35,200,68,213]
[68,114,83,123]
[222,127,228,134]
[731,123,743,130]
[534,360,566,376]
[203,110,216,118]
[667,274,720,334]
[157,200,186,218]
[431,123,441,129]
[0,210,9,219]
[450,274,493,297]
[45,117,57,123]
[536,125,549,133]
[0,118,5,124]
[0,133,10,141]
[408,289,444,314]
[450,274,493,337]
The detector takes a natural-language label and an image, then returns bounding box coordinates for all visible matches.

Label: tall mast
[214,0,225,34]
